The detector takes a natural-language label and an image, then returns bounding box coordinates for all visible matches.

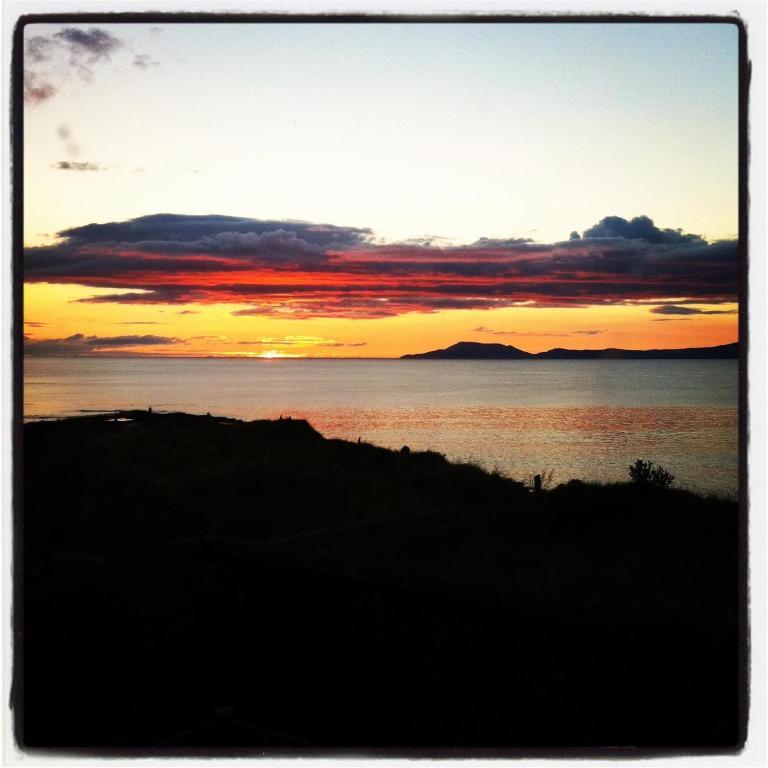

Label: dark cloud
[582,215,705,246]
[199,230,328,262]
[26,215,373,284]
[52,27,123,61]
[56,213,372,248]
[177,310,200,315]
[650,304,737,316]
[24,213,739,319]
[88,335,176,345]
[572,329,607,335]
[114,321,161,325]
[74,292,169,304]
[52,161,105,171]
[24,333,183,356]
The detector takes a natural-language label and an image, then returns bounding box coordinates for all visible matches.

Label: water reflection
[287,405,737,493]
[24,357,739,493]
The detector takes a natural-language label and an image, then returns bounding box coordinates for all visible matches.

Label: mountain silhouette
[402,341,739,360]
[402,341,535,359]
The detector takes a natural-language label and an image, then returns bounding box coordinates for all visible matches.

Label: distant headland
[401,340,739,360]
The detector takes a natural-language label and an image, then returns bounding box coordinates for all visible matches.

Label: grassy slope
[19,411,740,751]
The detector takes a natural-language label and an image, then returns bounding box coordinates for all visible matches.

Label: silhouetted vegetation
[629,459,675,488]
[525,468,556,491]
[18,411,740,752]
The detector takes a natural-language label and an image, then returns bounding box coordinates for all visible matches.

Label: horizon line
[22,339,739,361]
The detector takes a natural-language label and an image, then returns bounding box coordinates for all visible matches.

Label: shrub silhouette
[525,468,555,491]
[629,459,675,488]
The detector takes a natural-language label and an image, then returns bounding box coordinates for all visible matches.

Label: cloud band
[24,214,739,319]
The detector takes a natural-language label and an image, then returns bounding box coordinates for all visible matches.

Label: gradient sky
[23,21,739,358]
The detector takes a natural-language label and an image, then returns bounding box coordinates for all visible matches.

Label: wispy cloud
[473,326,607,337]
[26,35,57,63]
[472,326,565,337]
[133,54,160,69]
[24,214,738,320]
[52,161,106,171]
[24,25,158,104]
[235,335,365,348]
[650,304,737,316]
[24,72,57,104]
[56,124,80,157]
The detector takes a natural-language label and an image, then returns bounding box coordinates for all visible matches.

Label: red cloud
[24,214,739,319]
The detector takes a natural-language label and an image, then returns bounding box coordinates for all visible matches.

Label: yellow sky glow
[24,283,738,358]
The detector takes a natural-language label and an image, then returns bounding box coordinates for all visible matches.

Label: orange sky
[24,282,738,359]
[22,23,739,359]
[22,210,740,358]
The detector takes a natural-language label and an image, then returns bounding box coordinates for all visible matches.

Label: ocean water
[23,357,739,494]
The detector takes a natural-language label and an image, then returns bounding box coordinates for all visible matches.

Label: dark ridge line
[402,341,740,360]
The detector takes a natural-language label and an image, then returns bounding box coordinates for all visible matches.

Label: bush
[629,460,675,489]
[525,469,555,491]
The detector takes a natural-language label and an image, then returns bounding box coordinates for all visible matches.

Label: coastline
[21,358,740,494]
[18,410,741,750]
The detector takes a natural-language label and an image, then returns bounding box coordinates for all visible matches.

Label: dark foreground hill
[18,411,742,753]
[402,340,739,359]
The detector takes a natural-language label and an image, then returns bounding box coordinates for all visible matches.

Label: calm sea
[23,357,739,494]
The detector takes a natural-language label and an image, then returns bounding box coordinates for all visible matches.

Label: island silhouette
[18,410,741,752]
[402,341,739,359]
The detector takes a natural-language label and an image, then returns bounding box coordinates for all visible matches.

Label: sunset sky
[23,21,739,358]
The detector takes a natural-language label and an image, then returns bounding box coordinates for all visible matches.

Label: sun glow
[259,350,302,359]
